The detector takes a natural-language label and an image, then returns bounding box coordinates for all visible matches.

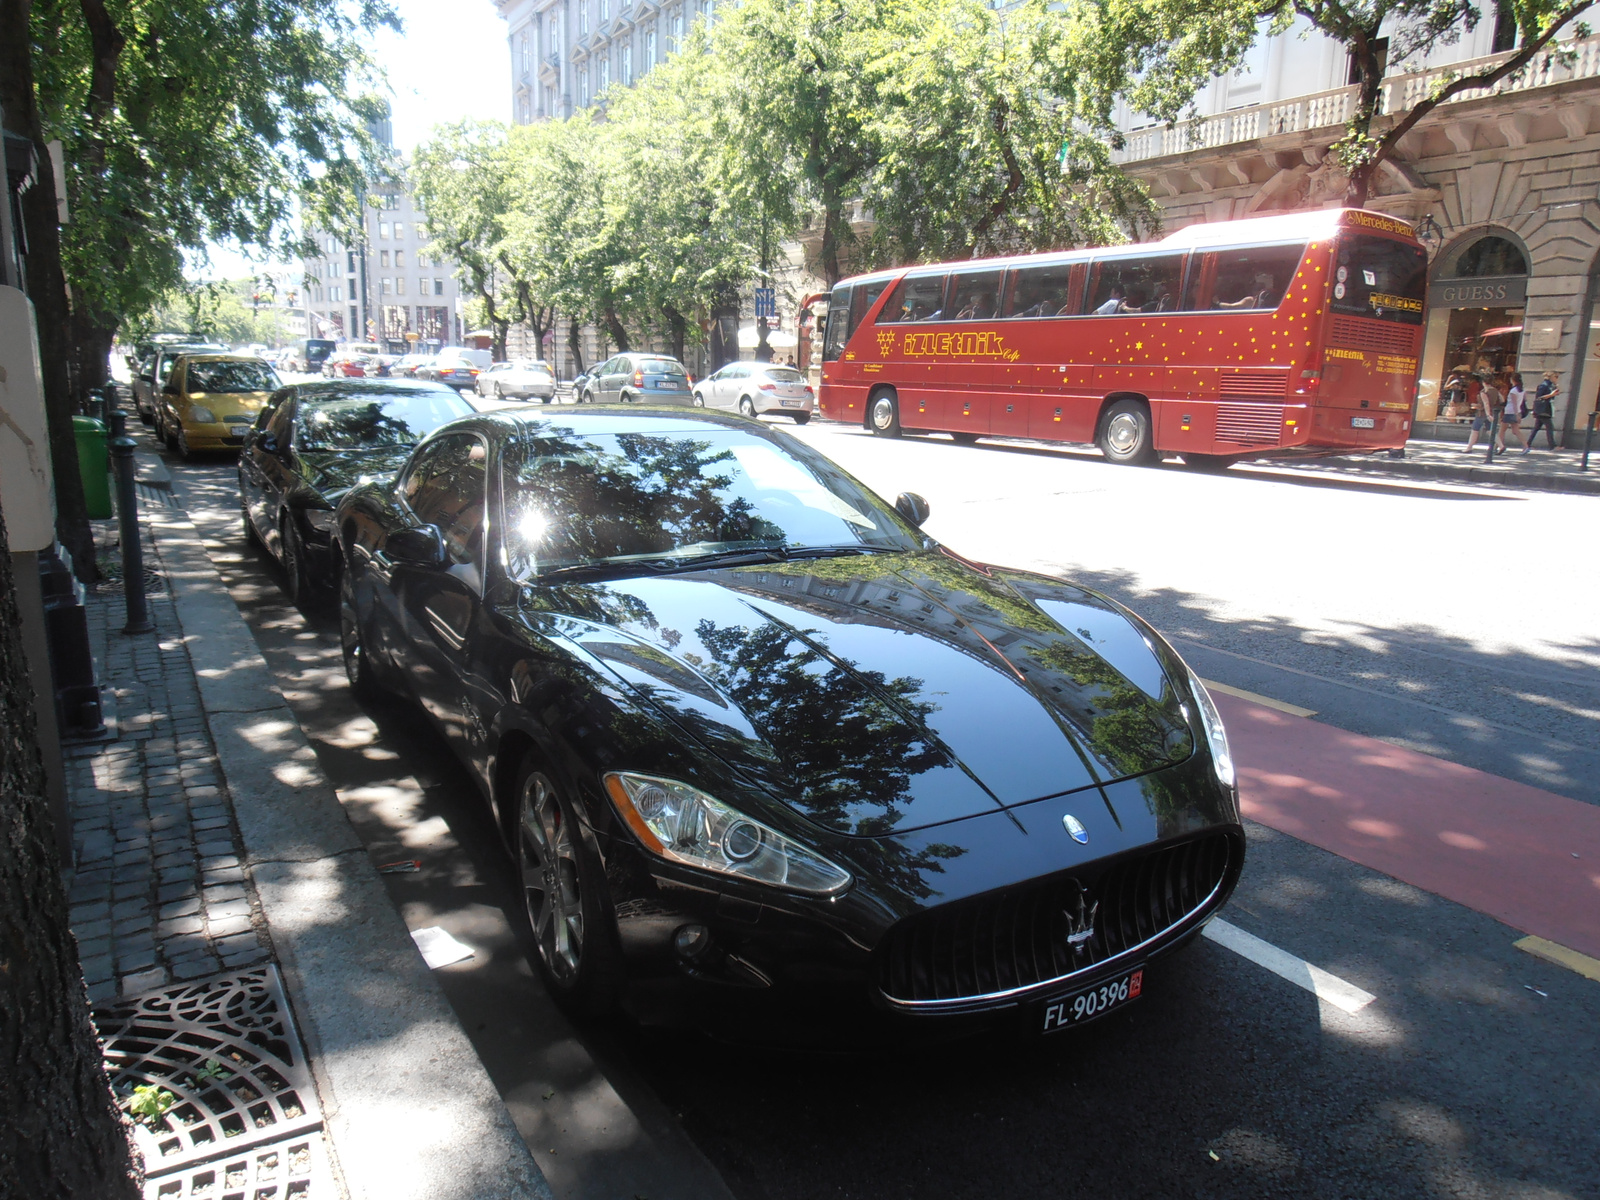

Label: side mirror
[139,373,153,383]
[387,523,448,567]
[895,492,930,528]
[162,383,180,395]
[259,433,280,455]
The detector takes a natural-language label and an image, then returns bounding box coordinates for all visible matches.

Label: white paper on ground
[410,925,475,969]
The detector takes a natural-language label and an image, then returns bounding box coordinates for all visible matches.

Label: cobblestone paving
[65,517,273,1004]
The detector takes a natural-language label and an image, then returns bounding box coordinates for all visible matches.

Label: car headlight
[187,406,217,424]
[1186,670,1235,789]
[302,507,335,532]
[604,772,851,895]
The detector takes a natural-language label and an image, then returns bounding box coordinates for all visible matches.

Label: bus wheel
[1097,399,1156,466]
[1182,453,1234,472]
[869,391,902,438]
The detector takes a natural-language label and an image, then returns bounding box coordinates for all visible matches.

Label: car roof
[440,406,789,443]
[281,378,463,403]
[175,352,271,363]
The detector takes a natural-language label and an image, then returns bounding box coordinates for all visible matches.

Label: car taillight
[632,370,644,386]
[469,369,479,376]
[804,384,815,395]
[759,382,776,391]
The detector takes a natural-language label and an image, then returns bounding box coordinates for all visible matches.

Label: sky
[192,0,511,282]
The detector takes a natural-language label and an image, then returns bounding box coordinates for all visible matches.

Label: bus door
[997,261,1089,440]
[876,273,962,430]
[944,268,1007,436]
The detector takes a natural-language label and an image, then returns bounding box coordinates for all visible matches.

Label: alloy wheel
[338,570,374,697]
[279,515,304,603]
[1105,412,1143,455]
[739,396,756,418]
[519,773,584,984]
[870,393,901,437]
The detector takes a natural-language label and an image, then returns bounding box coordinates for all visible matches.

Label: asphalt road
[135,400,1600,1200]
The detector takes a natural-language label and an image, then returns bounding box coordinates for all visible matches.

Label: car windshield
[636,359,686,377]
[502,427,920,579]
[296,391,471,451]
[186,361,280,392]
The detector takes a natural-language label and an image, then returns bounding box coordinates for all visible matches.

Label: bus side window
[1200,243,1307,311]
[881,275,948,323]
[949,270,1003,320]
[1002,262,1078,318]
[850,280,889,337]
[1087,253,1186,315]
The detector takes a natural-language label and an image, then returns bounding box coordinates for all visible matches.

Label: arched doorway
[1416,231,1530,435]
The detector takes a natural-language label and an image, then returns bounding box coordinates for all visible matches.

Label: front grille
[877,833,1235,1006]
[1215,403,1284,445]
[1328,315,1418,354]
[1218,370,1289,398]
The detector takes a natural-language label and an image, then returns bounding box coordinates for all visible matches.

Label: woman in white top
[1497,372,1526,453]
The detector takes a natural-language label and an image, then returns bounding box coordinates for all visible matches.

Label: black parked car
[238,379,473,602]
[332,407,1242,1032]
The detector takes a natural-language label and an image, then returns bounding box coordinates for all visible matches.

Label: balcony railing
[1113,32,1600,164]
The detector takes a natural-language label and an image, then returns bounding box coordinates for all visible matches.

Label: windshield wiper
[530,544,895,585]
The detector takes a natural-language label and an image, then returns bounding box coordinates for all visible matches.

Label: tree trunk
[72,309,118,393]
[663,303,688,364]
[708,283,740,369]
[601,302,630,353]
[819,190,844,288]
[567,319,584,376]
[0,499,143,1198]
[0,0,97,581]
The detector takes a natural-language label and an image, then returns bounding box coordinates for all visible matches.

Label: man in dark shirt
[1525,371,1560,451]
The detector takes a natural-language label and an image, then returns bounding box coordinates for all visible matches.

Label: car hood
[186,391,274,412]
[297,446,415,504]
[528,551,1195,837]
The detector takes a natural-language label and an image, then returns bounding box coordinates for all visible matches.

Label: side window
[1003,261,1080,318]
[266,400,294,441]
[1190,243,1307,311]
[1086,254,1187,315]
[949,270,1002,320]
[849,280,889,336]
[402,434,490,584]
[881,274,949,323]
[822,286,853,361]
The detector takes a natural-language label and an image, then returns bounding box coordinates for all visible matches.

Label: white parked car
[477,359,557,402]
[438,345,491,371]
[693,361,815,423]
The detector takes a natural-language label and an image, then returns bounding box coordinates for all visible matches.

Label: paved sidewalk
[63,466,550,1199]
[1264,437,1600,494]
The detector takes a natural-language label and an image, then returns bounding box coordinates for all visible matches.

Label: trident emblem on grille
[1063,882,1099,958]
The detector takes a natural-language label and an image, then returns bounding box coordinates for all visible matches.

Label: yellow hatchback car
[156,354,283,459]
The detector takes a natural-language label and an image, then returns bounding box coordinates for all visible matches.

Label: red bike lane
[1215,693,1600,960]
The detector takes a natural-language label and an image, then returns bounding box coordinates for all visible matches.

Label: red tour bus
[815,208,1427,468]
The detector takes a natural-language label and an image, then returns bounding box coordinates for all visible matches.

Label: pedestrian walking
[1497,371,1526,453]
[1463,373,1495,452]
[1525,370,1559,451]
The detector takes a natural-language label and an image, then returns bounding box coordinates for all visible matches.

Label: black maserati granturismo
[332,406,1243,1034]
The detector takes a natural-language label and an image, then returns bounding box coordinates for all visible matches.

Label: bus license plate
[1041,967,1143,1033]
[1350,416,1376,429]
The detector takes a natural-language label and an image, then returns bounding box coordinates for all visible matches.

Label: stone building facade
[1113,19,1600,447]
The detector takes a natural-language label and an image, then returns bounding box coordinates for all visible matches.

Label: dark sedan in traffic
[331,407,1242,1032]
[238,379,474,602]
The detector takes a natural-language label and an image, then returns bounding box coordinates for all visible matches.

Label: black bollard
[108,409,154,635]
[1582,410,1597,472]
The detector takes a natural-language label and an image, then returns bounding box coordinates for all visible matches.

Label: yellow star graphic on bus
[876,330,897,356]
[1135,341,1144,350]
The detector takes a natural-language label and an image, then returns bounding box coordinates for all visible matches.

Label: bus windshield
[1330,235,1426,325]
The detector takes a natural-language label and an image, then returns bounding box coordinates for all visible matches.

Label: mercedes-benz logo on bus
[1062,813,1089,844]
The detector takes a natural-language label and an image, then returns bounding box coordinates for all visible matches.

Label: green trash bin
[72,414,114,519]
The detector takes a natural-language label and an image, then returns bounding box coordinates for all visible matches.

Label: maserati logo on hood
[1062,814,1089,844]
[1063,880,1099,956]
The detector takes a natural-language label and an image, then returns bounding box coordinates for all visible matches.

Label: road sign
[754,287,776,318]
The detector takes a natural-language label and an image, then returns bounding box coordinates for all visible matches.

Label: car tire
[175,424,193,461]
[494,383,505,400]
[1182,453,1234,472]
[792,412,811,425]
[692,392,705,407]
[338,559,380,701]
[1096,398,1157,466]
[581,390,595,405]
[138,406,154,426]
[869,389,902,438]
[278,512,312,605]
[513,757,622,1014]
[738,395,756,418]
[240,487,260,548]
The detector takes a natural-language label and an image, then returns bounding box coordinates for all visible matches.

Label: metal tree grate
[95,554,168,597]
[143,1131,334,1200]
[95,966,323,1177]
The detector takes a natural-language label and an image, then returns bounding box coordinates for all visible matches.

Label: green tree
[1089,0,1594,207]
[413,120,552,362]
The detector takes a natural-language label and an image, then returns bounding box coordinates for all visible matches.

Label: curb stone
[1272,453,1600,495]
[141,499,552,1200]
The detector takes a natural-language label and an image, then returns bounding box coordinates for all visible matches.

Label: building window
[379,221,391,239]
[331,284,342,303]
[623,43,632,84]
[549,14,558,51]
[545,85,556,115]
[600,58,610,90]
[600,0,609,21]
[395,249,405,267]
[646,27,656,65]
[380,250,391,267]
[671,8,682,44]
[435,279,446,296]
[396,277,406,296]
[580,0,588,34]
[381,277,393,295]
[347,250,357,274]
[394,221,405,240]
[581,68,590,106]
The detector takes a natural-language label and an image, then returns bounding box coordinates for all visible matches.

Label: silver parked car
[477,359,557,402]
[693,361,815,423]
[579,353,694,405]
[414,355,481,390]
